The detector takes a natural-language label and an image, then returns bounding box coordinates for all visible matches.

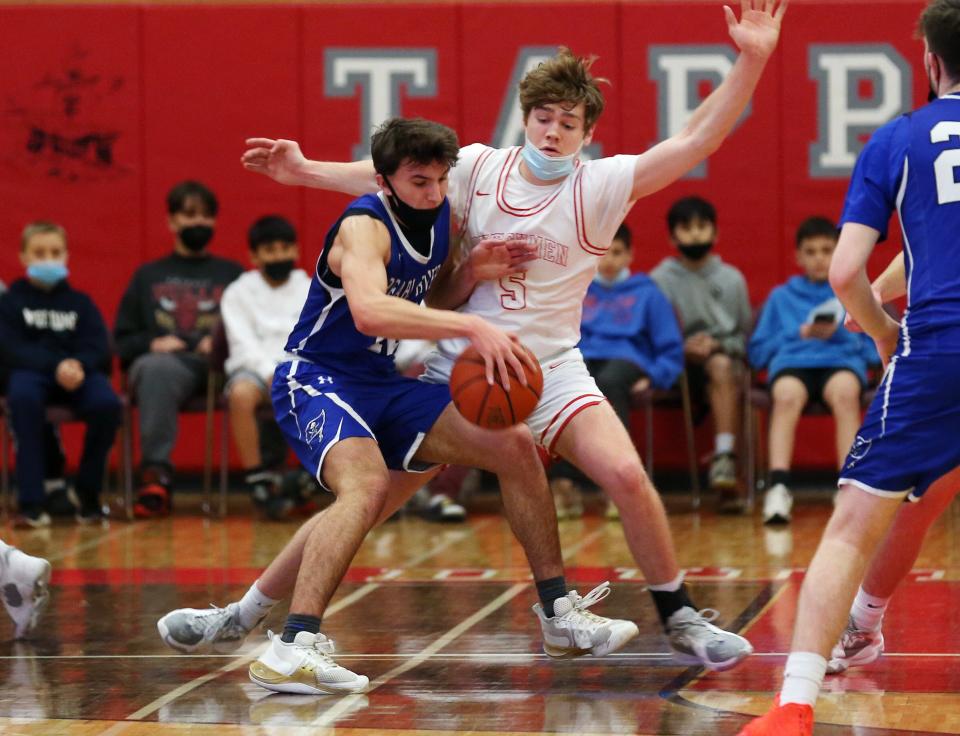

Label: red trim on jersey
[548,400,606,454]
[572,168,608,256]
[539,393,606,446]
[462,147,495,231]
[495,147,573,218]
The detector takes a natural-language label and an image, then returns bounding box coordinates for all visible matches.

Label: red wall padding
[0,2,926,472]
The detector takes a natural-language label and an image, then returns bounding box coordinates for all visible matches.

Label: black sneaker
[13,507,51,529]
[43,484,78,517]
[76,502,108,525]
[245,470,281,513]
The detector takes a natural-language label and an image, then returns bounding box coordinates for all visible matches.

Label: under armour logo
[315,376,334,385]
[304,411,326,446]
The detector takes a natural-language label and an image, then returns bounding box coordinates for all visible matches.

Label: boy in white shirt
[220,216,311,516]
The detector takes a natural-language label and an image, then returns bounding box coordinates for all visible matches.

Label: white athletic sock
[715,433,735,455]
[237,580,280,630]
[647,571,685,592]
[780,651,826,707]
[850,587,889,631]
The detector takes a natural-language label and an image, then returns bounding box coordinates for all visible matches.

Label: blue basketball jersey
[840,94,960,354]
[284,192,450,369]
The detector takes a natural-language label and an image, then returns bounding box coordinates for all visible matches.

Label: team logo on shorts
[845,434,872,468]
[304,411,326,446]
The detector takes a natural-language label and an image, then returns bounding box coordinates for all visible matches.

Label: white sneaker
[533,582,639,658]
[158,602,259,653]
[666,606,753,671]
[0,545,52,639]
[249,630,369,694]
[763,483,793,524]
[826,616,884,674]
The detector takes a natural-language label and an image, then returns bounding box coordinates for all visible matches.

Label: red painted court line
[49,565,751,586]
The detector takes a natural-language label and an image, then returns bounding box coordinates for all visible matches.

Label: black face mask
[179,225,214,252]
[264,259,296,282]
[678,242,714,262]
[383,176,444,232]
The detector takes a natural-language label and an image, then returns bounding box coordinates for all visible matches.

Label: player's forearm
[295,160,378,196]
[353,294,481,342]
[832,269,894,339]
[681,52,768,156]
[872,252,907,302]
[425,259,478,311]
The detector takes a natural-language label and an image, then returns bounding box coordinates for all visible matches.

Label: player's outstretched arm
[628,0,787,201]
[337,218,534,387]
[241,138,378,196]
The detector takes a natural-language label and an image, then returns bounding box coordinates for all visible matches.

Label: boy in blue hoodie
[551,224,684,519]
[748,217,877,524]
[0,222,122,527]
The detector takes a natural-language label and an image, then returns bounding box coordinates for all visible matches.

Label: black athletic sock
[649,583,695,627]
[769,469,791,487]
[281,613,322,643]
[536,576,568,617]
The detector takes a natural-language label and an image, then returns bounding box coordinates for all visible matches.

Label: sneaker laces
[673,607,725,639]
[839,616,874,650]
[196,604,245,638]
[565,582,612,626]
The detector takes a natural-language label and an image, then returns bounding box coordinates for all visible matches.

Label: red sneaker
[738,698,813,735]
[134,483,171,518]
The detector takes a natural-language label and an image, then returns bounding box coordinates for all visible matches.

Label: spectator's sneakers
[158,602,260,654]
[533,582,639,658]
[418,492,467,522]
[134,466,172,518]
[43,479,77,517]
[666,607,753,671]
[13,507,51,530]
[604,499,621,521]
[736,697,813,736]
[0,544,51,639]
[279,470,322,517]
[763,483,793,524]
[551,478,584,520]
[708,452,737,490]
[826,616,884,674]
[249,630,369,694]
[76,500,108,526]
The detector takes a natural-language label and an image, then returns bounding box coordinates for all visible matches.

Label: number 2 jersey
[840,94,960,356]
[283,191,450,371]
[441,144,637,361]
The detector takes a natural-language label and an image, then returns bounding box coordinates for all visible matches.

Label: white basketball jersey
[440,143,636,360]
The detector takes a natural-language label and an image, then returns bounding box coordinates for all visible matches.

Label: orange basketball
[450,345,543,429]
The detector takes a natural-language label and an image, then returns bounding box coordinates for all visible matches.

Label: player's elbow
[829,259,857,296]
[351,303,383,337]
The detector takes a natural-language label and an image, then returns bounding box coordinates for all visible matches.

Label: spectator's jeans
[129,352,207,473]
[7,370,121,509]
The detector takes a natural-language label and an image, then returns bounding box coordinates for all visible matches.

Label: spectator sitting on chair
[114,181,243,518]
[748,216,878,525]
[219,215,311,519]
[651,196,751,511]
[551,223,683,520]
[0,221,121,528]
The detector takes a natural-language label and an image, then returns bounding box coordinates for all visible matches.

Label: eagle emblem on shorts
[304,411,326,446]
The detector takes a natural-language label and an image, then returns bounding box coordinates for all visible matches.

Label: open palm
[724,0,787,60]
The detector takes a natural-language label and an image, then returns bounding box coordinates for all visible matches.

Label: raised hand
[469,238,539,281]
[724,0,788,60]
[241,138,309,185]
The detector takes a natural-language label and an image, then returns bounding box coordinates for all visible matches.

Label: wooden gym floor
[2,490,959,735]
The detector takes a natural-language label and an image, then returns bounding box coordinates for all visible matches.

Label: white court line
[309,524,609,728]
[112,521,487,728]
[46,523,139,563]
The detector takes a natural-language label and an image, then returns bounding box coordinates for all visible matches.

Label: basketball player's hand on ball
[242,138,308,185]
[468,239,538,281]
[724,0,788,60]
[466,317,537,391]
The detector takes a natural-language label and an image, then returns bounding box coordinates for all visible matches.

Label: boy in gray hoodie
[651,196,751,509]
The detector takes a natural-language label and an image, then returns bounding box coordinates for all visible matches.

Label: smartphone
[813,313,836,325]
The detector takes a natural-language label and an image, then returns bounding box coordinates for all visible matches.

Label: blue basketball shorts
[272,359,451,491]
[839,353,960,500]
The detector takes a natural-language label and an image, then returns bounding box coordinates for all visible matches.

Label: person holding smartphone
[748,217,879,523]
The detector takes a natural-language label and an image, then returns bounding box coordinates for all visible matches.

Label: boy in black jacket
[114,181,242,517]
[0,222,121,527]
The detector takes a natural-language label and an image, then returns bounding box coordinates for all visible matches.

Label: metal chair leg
[1,416,8,519]
[679,371,700,510]
[122,401,134,520]
[219,407,229,518]
[203,378,215,516]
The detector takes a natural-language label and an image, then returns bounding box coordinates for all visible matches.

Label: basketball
[450,345,543,429]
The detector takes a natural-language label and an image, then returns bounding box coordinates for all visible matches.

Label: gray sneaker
[708,452,737,490]
[666,606,753,671]
[533,582,639,658]
[158,602,260,654]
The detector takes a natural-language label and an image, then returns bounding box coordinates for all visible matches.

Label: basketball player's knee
[605,459,652,502]
[334,476,389,524]
[486,425,538,470]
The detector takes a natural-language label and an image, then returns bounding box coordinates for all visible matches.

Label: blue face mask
[520,136,581,181]
[27,260,69,286]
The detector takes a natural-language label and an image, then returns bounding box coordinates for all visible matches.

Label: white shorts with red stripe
[421,347,606,453]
